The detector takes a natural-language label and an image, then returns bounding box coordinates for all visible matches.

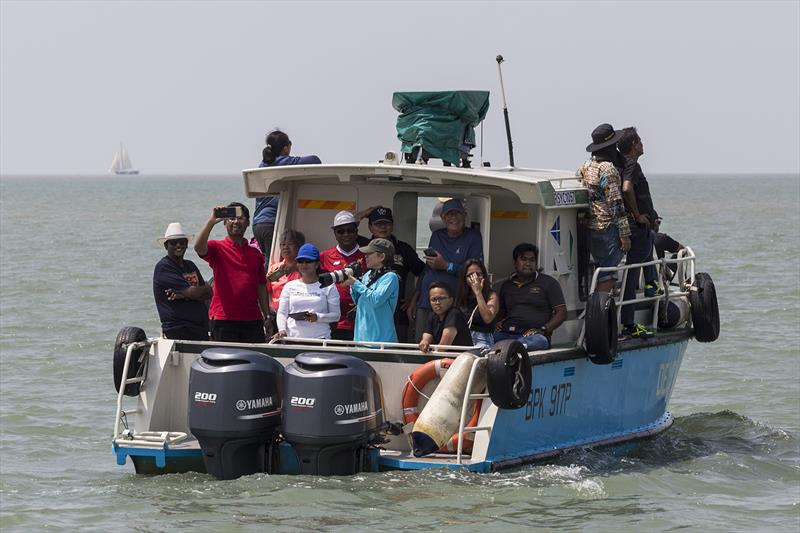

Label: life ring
[486,339,532,409]
[401,358,482,453]
[585,291,618,365]
[113,326,147,396]
[689,272,720,343]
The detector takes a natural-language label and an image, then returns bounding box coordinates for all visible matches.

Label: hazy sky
[1,0,798,175]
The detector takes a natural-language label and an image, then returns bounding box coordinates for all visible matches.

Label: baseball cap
[331,210,358,228]
[359,238,395,257]
[295,243,320,261]
[441,198,465,215]
[368,207,393,224]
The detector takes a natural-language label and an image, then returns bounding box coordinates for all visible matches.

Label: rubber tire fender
[113,326,147,396]
[486,339,532,409]
[585,291,618,365]
[689,272,720,342]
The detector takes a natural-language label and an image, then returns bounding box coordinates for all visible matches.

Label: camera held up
[318,261,363,288]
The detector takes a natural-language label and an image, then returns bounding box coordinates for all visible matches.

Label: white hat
[157,222,194,244]
[331,210,358,228]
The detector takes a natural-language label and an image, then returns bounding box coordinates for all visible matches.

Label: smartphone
[423,247,438,257]
[288,311,309,320]
[214,206,243,219]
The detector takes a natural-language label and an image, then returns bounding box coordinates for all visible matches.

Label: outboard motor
[188,348,283,480]
[282,353,384,476]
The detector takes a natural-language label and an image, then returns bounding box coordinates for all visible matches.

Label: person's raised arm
[195,208,222,257]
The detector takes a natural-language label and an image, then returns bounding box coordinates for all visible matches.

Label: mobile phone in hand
[423,247,437,257]
[214,206,243,219]
[288,311,309,321]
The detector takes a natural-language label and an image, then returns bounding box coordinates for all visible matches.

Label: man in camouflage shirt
[577,123,631,293]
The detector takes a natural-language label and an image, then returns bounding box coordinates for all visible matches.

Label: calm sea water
[1,174,798,531]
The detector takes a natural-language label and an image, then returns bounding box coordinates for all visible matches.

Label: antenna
[495,55,515,167]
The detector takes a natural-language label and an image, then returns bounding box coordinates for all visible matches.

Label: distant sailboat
[110,144,139,175]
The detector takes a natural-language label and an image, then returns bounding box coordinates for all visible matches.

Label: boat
[110,89,720,478]
[109,143,139,175]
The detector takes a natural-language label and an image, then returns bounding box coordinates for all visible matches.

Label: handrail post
[456,357,485,464]
[112,341,149,440]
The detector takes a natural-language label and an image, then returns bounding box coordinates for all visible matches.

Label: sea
[0,174,798,532]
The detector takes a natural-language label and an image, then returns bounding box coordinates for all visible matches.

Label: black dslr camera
[318,261,364,288]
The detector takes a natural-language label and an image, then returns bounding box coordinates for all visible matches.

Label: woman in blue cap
[274,243,340,340]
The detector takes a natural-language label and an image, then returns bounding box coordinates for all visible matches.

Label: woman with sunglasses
[274,243,340,340]
[455,258,499,348]
[253,130,321,261]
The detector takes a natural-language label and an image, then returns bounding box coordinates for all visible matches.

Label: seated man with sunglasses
[320,211,368,341]
[153,222,213,341]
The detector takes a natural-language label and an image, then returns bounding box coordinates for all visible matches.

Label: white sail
[110,143,139,174]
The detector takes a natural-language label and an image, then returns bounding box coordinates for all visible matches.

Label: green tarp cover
[392,91,490,165]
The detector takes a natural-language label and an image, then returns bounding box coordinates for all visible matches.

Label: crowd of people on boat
[151,124,682,349]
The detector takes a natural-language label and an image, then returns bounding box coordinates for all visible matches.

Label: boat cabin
[243,161,591,345]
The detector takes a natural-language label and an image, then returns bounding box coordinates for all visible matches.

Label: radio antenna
[495,54,515,168]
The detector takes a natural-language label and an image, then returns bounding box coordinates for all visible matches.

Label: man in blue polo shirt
[411,198,483,342]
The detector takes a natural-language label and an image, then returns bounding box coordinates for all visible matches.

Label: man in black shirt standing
[495,243,566,351]
[618,127,661,339]
[153,222,212,340]
[364,206,425,342]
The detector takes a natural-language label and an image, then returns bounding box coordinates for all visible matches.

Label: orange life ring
[401,358,482,454]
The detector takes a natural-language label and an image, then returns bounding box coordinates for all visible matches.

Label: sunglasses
[335,227,357,235]
[296,259,316,264]
[166,239,188,246]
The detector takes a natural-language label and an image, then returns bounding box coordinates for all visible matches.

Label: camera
[318,261,363,288]
[214,206,243,219]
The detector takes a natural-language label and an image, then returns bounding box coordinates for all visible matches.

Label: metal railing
[456,356,491,464]
[112,339,152,441]
[586,246,697,333]
[269,336,475,356]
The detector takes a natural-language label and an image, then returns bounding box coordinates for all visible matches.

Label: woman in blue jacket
[344,238,400,343]
[253,130,321,260]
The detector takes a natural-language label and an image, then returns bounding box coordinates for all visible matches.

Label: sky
[1,0,798,175]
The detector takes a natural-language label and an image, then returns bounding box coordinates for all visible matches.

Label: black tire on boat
[689,272,720,343]
[585,291,618,365]
[113,326,147,396]
[486,339,532,410]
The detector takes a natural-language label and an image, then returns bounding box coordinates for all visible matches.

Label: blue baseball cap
[441,198,465,215]
[295,243,320,261]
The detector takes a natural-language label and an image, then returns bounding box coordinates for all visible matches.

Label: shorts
[590,225,623,282]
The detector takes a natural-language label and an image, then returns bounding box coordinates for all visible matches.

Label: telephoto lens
[318,261,364,288]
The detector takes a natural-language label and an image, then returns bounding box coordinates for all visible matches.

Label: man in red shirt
[195,202,271,343]
[320,211,367,341]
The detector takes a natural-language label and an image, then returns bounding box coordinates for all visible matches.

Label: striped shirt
[577,158,631,237]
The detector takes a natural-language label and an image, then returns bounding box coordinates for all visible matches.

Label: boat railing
[456,356,491,464]
[583,246,697,337]
[112,339,153,443]
[269,336,474,356]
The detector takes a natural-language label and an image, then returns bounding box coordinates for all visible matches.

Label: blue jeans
[621,223,657,325]
[494,331,550,351]
[470,330,495,348]
[590,225,623,282]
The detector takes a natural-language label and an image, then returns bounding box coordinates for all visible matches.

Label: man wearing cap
[320,210,368,340]
[153,223,213,341]
[411,198,484,342]
[195,202,271,343]
[363,206,425,342]
[344,238,400,343]
[577,123,631,294]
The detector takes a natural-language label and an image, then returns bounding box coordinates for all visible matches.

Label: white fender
[411,352,486,456]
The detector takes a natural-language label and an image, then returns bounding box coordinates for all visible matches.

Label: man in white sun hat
[153,222,212,340]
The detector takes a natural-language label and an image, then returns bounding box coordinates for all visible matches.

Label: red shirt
[320,246,366,331]
[266,261,301,311]
[201,237,266,321]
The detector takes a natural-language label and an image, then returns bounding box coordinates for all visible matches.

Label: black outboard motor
[188,348,283,480]
[282,353,384,475]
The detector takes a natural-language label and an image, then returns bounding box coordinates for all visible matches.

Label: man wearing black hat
[364,206,425,342]
[578,123,631,294]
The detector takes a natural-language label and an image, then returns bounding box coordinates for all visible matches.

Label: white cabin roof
[242,163,588,207]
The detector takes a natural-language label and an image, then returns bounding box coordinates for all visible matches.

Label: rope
[406,375,431,401]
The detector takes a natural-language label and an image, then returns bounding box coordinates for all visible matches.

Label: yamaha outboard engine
[188,348,283,480]
[282,353,384,475]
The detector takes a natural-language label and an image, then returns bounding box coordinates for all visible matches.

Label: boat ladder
[456,356,491,465]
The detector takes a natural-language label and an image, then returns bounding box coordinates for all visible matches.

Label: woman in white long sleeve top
[274,244,340,339]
